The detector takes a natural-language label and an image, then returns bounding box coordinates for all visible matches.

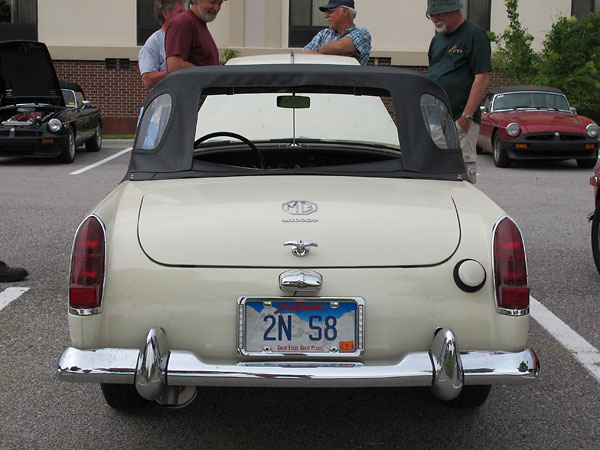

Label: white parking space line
[531,296,600,384]
[70,147,132,175]
[0,287,29,312]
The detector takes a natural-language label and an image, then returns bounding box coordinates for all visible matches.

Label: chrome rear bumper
[57,327,539,403]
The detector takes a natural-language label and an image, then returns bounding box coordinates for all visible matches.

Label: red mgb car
[477,86,599,168]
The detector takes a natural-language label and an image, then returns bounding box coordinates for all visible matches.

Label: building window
[0,0,37,41]
[572,0,600,19]
[137,0,158,46]
[289,0,328,48]
[463,0,491,31]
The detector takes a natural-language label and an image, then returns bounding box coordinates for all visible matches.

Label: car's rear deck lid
[137,176,460,268]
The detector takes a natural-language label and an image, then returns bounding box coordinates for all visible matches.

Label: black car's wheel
[577,149,598,168]
[86,122,102,152]
[441,385,491,409]
[57,128,76,163]
[578,159,597,168]
[493,132,511,167]
[100,383,151,411]
[592,205,600,274]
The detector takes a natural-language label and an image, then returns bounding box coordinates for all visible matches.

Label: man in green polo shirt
[426,0,491,183]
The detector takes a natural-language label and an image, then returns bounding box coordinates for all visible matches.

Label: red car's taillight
[493,217,530,312]
[69,216,105,311]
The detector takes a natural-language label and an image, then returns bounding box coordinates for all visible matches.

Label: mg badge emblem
[282,200,318,215]
[555,131,560,137]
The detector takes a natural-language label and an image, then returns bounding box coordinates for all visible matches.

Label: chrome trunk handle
[279,270,323,292]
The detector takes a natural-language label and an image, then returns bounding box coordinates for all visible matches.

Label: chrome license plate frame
[237,296,365,357]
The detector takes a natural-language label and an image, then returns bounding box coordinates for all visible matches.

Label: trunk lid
[137,176,461,267]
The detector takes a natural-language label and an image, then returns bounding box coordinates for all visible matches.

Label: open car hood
[137,176,460,268]
[0,40,64,107]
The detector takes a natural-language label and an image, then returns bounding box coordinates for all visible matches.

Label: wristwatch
[462,114,473,121]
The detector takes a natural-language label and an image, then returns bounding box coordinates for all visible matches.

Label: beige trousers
[456,120,479,184]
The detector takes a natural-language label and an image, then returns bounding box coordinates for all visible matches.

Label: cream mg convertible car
[57,54,539,410]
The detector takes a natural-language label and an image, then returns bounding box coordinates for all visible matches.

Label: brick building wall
[51,61,511,136]
[54,60,148,135]
[404,66,511,87]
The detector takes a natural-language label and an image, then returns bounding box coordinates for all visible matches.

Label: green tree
[533,14,600,121]
[489,0,539,84]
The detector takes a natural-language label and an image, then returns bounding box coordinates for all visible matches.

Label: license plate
[238,297,364,357]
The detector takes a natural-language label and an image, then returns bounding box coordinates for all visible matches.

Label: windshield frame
[61,89,77,108]
[491,91,571,112]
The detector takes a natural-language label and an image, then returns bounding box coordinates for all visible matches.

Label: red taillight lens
[69,216,105,310]
[493,217,530,311]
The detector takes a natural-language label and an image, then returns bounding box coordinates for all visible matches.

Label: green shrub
[491,1,600,121]
[532,14,600,121]
[489,0,539,84]
[220,48,241,65]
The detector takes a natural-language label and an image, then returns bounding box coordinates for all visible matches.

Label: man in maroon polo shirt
[166,0,226,72]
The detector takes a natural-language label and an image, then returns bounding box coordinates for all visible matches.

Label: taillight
[493,217,529,313]
[69,215,105,313]
[590,172,600,206]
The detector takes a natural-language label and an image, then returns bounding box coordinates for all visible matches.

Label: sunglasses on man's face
[426,12,449,20]
[326,6,345,14]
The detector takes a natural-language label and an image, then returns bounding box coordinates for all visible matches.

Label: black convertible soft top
[60,81,85,95]
[127,64,466,181]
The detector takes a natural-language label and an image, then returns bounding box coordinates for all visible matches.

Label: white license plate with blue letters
[237,297,364,357]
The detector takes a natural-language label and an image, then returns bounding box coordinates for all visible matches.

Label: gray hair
[343,6,357,19]
[154,0,183,25]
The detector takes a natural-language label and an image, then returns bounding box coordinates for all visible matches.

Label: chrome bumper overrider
[57,327,539,403]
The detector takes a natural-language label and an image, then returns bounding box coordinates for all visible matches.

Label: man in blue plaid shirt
[303,0,371,66]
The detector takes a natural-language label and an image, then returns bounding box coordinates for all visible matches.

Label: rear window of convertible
[136,89,457,155]
[420,94,458,150]
[136,93,172,150]
[194,88,400,150]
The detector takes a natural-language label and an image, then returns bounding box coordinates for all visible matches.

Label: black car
[0,40,102,163]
